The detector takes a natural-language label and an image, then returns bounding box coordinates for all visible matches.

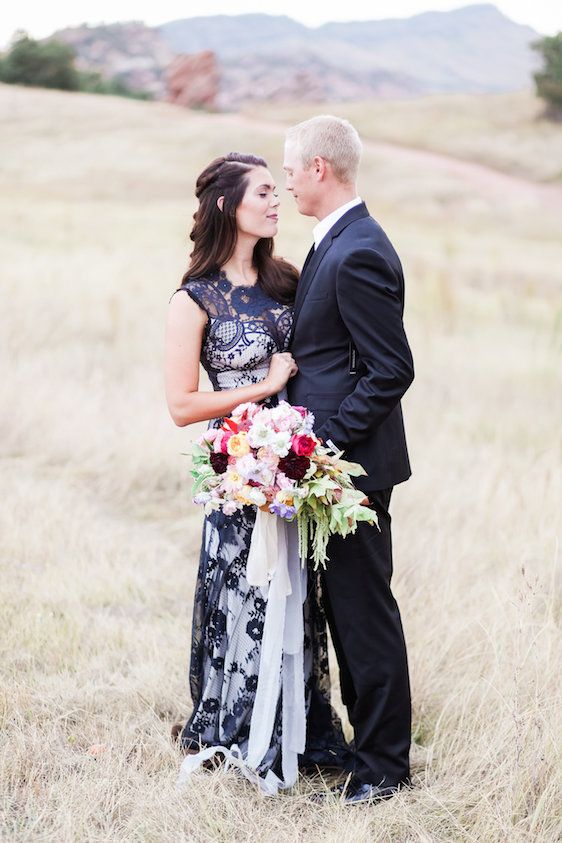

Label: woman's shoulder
[175,271,217,299]
[178,270,218,291]
[173,270,229,315]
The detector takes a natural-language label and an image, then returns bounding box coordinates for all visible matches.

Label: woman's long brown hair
[182,152,298,304]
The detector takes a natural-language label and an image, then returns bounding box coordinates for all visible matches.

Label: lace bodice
[175,269,293,392]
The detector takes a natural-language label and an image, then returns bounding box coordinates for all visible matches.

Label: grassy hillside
[0,83,560,841]
[254,91,562,183]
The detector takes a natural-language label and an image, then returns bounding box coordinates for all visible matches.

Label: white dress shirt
[313,196,363,250]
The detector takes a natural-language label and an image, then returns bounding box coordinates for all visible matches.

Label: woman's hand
[165,295,298,426]
[264,352,298,395]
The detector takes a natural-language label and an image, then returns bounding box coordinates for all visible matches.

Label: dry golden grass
[1,83,561,842]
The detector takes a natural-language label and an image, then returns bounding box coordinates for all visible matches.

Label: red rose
[210,452,229,474]
[278,450,310,481]
[291,433,316,457]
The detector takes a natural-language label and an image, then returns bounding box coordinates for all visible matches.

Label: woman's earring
[217,196,224,213]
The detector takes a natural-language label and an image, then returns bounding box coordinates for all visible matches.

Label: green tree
[0,33,80,90]
[533,32,562,118]
[0,32,152,100]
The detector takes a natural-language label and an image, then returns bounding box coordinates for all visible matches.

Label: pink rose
[199,429,219,447]
[220,431,233,454]
[292,406,308,418]
[276,471,296,490]
[291,434,317,457]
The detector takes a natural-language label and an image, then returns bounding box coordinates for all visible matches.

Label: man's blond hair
[285,115,362,184]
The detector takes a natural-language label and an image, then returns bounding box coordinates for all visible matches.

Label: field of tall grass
[255,91,562,183]
[0,83,560,841]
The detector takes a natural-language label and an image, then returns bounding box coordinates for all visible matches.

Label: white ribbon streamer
[177,514,307,796]
[246,508,284,590]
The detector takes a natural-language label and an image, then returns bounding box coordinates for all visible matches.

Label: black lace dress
[173,269,350,783]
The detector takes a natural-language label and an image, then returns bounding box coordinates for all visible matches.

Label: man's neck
[315,188,358,222]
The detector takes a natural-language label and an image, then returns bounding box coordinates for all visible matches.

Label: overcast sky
[1,1,560,47]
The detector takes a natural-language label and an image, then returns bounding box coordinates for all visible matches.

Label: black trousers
[320,487,411,787]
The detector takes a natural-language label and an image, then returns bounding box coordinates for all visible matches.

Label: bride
[164,152,349,793]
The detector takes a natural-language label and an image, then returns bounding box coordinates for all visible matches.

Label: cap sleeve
[170,278,227,318]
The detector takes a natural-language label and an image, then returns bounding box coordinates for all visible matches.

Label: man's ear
[217,196,224,212]
[312,156,327,181]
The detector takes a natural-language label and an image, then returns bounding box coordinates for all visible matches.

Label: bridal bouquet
[189,400,376,569]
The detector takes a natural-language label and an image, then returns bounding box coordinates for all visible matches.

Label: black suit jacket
[287,202,414,493]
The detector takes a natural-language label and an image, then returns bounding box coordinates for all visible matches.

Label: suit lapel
[291,236,332,330]
[290,202,369,342]
[299,244,315,279]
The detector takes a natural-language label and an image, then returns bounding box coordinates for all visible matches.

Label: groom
[284,116,414,803]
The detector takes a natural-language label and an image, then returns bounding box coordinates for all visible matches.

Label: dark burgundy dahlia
[278,450,310,481]
[209,452,229,474]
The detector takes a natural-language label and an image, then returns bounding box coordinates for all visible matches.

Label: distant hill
[49,21,175,97]
[50,5,540,107]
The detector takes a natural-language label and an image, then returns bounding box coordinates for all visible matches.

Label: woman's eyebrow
[256,183,276,190]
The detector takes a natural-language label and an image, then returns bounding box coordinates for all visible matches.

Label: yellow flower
[235,484,254,505]
[277,491,294,506]
[227,432,250,457]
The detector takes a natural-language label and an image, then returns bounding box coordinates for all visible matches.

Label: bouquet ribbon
[246,507,290,590]
[177,510,307,795]
[245,510,306,787]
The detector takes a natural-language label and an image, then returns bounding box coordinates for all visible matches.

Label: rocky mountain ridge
[49,5,540,107]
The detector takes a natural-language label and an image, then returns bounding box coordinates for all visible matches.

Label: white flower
[236,453,260,481]
[257,467,274,487]
[301,412,315,434]
[270,431,292,457]
[246,487,267,507]
[247,422,274,448]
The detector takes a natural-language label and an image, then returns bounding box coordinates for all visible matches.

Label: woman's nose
[271,194,280,208]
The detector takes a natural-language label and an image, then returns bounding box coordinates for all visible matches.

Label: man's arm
[315,247,414,450]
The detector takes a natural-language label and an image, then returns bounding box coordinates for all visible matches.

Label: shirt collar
[313,196,362,250]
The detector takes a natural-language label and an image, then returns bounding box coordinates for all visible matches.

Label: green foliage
[0,33,79,90]
[75,69,152,100]
[533,32,562,117]
[0,32,152,100]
